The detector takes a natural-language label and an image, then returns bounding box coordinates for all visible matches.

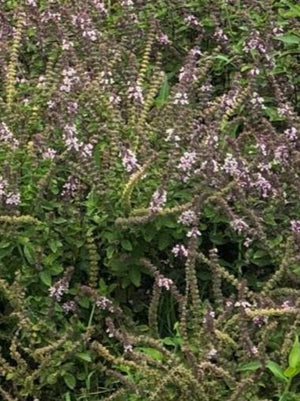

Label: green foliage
[0,0,299,400]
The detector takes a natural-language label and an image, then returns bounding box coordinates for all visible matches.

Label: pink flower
[173,92,189,105]
[184,15,201,27]
[178,210,197,226]
[150,189,167,212]
[120,147,140,173]
[6,192,21,206]
[171,244,188,258]
[187,227,201,238]
[42,148,57,160]
[157,276,173,290]
[158,33,171,45]
[127,83,144,103]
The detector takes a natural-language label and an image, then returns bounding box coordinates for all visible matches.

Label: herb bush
[0,0,299,400]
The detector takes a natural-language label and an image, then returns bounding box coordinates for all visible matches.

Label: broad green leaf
[283,366,298,378]
[121,240,133,251]
[63,373,76,390]
[76,353,92,363]
[138,347,164,361]
[129,266,141,287]
[289,336,300,368]
[267,361,288,382]
[24,244,35,264]
[39,271,52,286]
[275,34,300,45]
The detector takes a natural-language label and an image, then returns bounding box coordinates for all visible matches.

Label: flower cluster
[150,189,167,212]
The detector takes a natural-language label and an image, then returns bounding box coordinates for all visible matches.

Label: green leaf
[275,34,300,45]
[129,266,141,287]
[39,271,52,286]
[63,373,76,390]
[76,353,92,363]
[289,336,300,368]
[267,361,288,382]
[106,246,115,259]
[158,233,171,251]
[121,240,133,251]
[24,244,35,264]
[237,361,262,372]
[155,76,170,106]
[215,54,232,64]
[137,347,163,361]
[283,366,299,378]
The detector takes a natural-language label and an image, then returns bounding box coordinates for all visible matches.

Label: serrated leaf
[267,361,288,382]
[289,336,300,368]
[63,373,76,390]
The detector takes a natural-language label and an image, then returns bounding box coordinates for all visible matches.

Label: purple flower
[291,220,300,234]
[99,70,114,86]
[178,210,197,226]
[230,218,249,234]
[81,143,93,158]
[173,92,189,105]
[178,151,197,173]
[49,280,69,302]
[150,188,167,212]
[165,128,180,143]
[121,0,133,6]
[60,67,79,92]
[0,176,8,197]
[187,227,201,238]
[213,28,228,42]
[184,15,201,27]
[278,104,292,117]
[284,127,297,141]
[124,343,133,353]
[109,94,121,105]
[63,124,80,151]
[120,147,140,173]
[251,173,273,198]
[127,83,144,103]
[250,346,258,355]
[158,33,171,45]
[253,316,268,327]
[62,39,74,50]
[0,123,19,148]
[62,300,76,314]
[243,31,266,53]
[96,296,114,312]
[207,348,218,359]
[171,244,188,258]
[250,92,265,109]
[6,192,21,206]
[281,300,293,309]
[157,276,173,290]
[42,148,57,160]
[61,176,80,198]
[274,145,289,164]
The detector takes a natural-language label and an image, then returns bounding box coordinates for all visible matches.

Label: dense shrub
[0,0,299,400]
